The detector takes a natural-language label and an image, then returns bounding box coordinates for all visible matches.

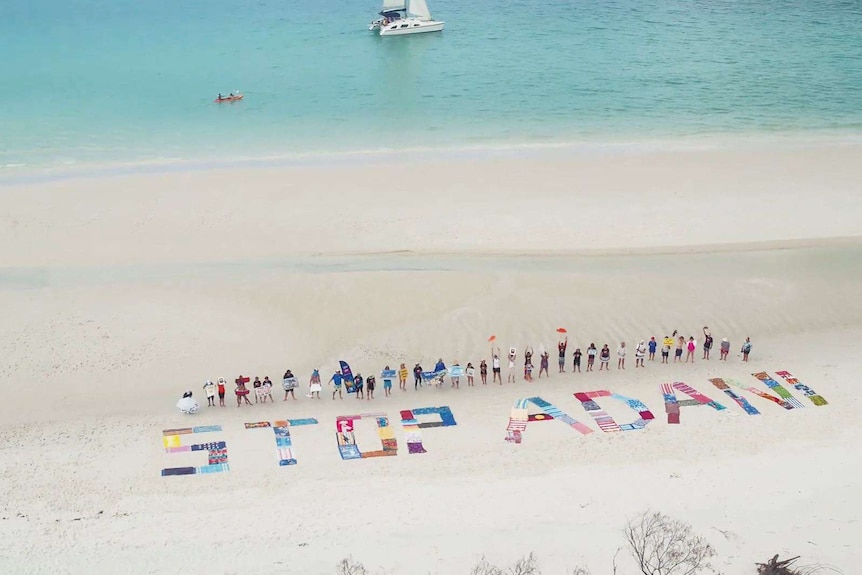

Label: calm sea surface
[2,0,862,171]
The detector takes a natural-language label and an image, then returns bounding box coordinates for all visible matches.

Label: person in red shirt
[216,377,227,407]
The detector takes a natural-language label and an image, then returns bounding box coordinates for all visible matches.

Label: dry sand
[1,143,861,574]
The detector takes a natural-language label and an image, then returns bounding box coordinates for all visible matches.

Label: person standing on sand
[720,338,730,360]
[493,351,502,384]
[309,370,322,399]
[203,380,216,407]
[702,326,713,360]
[741,337,752,361]
[539,351,550,378]
[282,370,298,400]
[253,376,262,403]
[450,361,461,388]
[354,374,365,399]
[685,337,696,363]
[507,348,517,383]
[235,377,252,407]
[573,348,582,372]
[382,366,393,397]
[466,362,475,386]
[434,358,446,387]
[330,370,343,399]
[558,337,568,373]
[648,337,657,361]
[599,344,610,370]
[635,341,646,368]
[413,363,423,389]
[398,363,408,391]
[587,344,597,371]
[675,336,684,363]
[262,376,274,403]
[217,377,227,407]
[617,342,627,369]
[366,374,375,400]
[479,359,488,385]
[524,347,534,381]
[661,337,671,364]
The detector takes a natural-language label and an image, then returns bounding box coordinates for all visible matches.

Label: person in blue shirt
[434,358,446,386]
[382,366,393,397]
[329,371,343,400]
[648,337,658,361]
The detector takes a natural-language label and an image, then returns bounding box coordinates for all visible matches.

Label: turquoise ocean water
[2,0,862,172]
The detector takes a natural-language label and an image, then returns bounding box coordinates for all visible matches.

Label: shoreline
[2,240,861,290]
[3,128,862,186]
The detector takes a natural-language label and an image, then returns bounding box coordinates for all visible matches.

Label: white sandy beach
[1,143,862,574]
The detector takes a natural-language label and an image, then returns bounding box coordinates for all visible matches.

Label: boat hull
[379,19,444,36]
[214,95,243,103]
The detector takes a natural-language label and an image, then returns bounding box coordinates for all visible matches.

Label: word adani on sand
[505,370,826,442]
[161,371,825,476]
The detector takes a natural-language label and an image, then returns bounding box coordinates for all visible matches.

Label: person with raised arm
[558,336,568,373]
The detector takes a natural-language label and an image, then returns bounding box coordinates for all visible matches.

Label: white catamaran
[369,0,406,31]
[370,0,444,36]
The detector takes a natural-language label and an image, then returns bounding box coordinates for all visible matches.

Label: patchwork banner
[336,413,398,460]
[752,372,805,409]
[660,382,726,424]
[400,406,457,454]
[244,418,319,466]
[774,370,828,406]
[574,390,655,432]
[161,426,229,476]
[708,378,760,415]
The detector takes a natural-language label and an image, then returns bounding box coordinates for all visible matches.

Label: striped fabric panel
[726,377,794,410]
[673,382,726,411]
[507,419,527,431]
[775,371,829,406]
[752,373,801,404]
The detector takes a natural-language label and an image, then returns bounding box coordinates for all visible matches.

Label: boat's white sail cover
[407,0,432,20]
[382,0,406,11]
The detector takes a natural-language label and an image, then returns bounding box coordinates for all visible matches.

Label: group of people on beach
[552,327,752,373]
[182,327,753,410]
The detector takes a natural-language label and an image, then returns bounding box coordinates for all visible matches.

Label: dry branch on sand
[470,553,540,575]
[756,555,842,575]
[335,557,367,575]
[336,516,842,575]
[623,511,716,575]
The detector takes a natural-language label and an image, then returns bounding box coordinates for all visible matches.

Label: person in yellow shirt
[398,363,408,391]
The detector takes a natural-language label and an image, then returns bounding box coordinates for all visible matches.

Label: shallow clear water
[2,0,862,169]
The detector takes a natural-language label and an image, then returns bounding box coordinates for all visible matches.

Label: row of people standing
[195,329,755,406]
[550,327,752,373]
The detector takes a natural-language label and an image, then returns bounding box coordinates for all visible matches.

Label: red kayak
[214,94,243,103]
